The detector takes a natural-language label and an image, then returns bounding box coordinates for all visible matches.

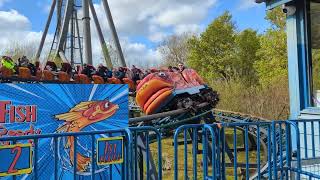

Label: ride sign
[0,144,32,177]
[97,137,124,165]
[0,84,128,179]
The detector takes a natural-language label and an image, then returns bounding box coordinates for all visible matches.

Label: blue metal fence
[0,127,162,180]
[173,121,320,180]
[290,120,320,180]
[3,120,320,179]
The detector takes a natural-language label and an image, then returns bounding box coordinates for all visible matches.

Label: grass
[145,129,267,180]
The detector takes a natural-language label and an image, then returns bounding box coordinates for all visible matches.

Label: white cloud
[94,0,216,40]
[89,0,216,66]
[0,10,52,61]
[238,0,261,10]
[0,0,217,67]
[174,24,201,35]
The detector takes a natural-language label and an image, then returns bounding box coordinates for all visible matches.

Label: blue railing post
[134,131,138,180]
[233,127,238,180]
[272,121,277,180]
[184,129,188,180]
[54,137,58,180]
[221,127,226,180]
[202,127,208,178]
[279,122,284,180]
[267,124,272,179]
[245,126,249,180]
[125,128,133,180]
[146,132,150,180]
[285,123,291,180]
[91,134,95,180]
[73,135,77,180]
[257,125,261,180]
[192,128,198,180]
[34,138,39,180]
[203,124,216,180]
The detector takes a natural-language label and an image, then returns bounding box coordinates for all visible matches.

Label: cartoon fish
[55,100,119,172]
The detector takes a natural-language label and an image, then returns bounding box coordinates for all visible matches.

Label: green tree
[187,11,236,81]
[234,29,260,85]
[254,7,287,86]
[187,11,261,85]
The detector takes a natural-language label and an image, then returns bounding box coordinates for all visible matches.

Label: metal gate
[0,127,162,180]
[173,121,320,180]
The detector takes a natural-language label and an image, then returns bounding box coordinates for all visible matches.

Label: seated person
[131,65,142,82]
[172,67,179,72]
[45,61,58,72]
[114,67,126,81]
[178,62,185,73]
[96,64,112,81]
[18,56,37,76]
[45,65,53,71]
[61,63,72,74]
[81,64,96,78]
[1,56,16,73]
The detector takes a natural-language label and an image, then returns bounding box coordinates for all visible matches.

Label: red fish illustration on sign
[55,100,119,172]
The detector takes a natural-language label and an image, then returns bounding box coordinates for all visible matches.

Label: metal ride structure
[35,0,127,68]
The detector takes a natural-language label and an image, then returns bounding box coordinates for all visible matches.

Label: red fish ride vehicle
[135,68,219,116]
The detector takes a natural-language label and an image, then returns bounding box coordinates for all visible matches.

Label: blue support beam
[266,0,294,10]
[286,0,312,119]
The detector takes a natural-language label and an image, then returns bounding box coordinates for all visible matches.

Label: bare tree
[159,33,192,66]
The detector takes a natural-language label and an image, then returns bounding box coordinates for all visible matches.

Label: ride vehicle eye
[159,72,166,77]
[104,102,109,108]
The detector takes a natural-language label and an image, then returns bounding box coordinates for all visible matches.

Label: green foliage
[312,50,320,92]
[254,7,287,86]
[187,8,289,119]
[265,7,286,31]
[234,29,260,85]
[187,12,261,86]
[254,29,287,86]
[188,11,237,81]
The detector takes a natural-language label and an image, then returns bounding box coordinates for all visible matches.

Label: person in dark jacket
[97,64,112,81]
[114,67,126,81]
[131,65,142,82]
[81,64,96,78]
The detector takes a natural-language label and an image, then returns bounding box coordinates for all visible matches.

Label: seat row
[0,67,139,90]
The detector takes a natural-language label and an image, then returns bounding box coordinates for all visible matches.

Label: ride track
[129,104,287,179]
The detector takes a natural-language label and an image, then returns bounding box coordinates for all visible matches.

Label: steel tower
[35,0,127,68]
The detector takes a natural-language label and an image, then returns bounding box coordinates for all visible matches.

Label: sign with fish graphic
[0,84,128,179]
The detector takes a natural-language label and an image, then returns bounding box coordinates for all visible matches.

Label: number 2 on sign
[8,146,22,174]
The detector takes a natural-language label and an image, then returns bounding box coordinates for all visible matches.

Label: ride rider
[81,64,96,78]
[178,62,185,73]
[18,56,37,76]
[97,63,112,81]
[114,67,126,82]
[1,56,16,73]
[131,65,142,83]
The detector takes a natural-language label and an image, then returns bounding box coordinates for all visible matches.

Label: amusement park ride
[35,0,126,68]
[1,0,320,179]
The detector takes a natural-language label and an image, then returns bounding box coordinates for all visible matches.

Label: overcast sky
[0,0,268,67]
